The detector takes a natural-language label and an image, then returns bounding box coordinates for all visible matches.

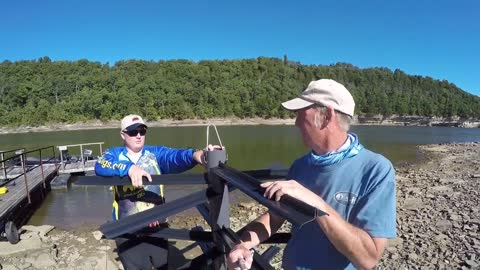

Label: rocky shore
[357,115,480,128]
[0,142,479,269]
[378,142,480,269]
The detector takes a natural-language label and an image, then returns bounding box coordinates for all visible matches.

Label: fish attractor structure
[75,124,327,270]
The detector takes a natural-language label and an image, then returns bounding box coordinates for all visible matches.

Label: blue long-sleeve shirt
[95,145,197,220]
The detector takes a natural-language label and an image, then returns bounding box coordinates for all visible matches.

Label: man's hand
[148,221,160,227]
[128,165,152,187]
[192,149,206,167]
[261,180,324,209]
[227,243,253,270]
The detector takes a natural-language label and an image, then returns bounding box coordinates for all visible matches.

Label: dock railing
[57,142,104,173]
[0,148,25,180]
[0,146,57,204]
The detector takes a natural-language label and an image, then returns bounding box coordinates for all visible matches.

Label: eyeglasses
[123,128,147,137]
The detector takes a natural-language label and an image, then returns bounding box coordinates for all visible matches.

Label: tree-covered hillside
[0,56,479,126]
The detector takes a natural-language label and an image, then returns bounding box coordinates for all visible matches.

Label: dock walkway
[0,143,104,237]
[0,163,58,238]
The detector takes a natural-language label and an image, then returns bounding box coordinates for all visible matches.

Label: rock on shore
[0,142,479,269]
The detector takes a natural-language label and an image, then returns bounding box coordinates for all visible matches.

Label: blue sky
[1,0,479,96]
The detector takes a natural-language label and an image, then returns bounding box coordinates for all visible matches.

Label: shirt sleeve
[94,148,133,177]
[350,159,396,238]
[154,146,197,174]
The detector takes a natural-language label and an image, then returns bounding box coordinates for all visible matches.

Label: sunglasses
[123,128,147,137]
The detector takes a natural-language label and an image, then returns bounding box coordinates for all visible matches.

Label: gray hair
[315,106,352,132]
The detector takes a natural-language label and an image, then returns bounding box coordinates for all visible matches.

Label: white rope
[206,124,223,148]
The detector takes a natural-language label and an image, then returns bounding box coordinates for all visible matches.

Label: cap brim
[124,123,147,132]
[281,98,314,111]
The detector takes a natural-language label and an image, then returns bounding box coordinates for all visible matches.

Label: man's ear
[326,107,334,119]
[322,107,335,128]
[120,132,125,140]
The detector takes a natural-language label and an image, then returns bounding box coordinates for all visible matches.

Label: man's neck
[126,148,142,163]
[312,131,348,155]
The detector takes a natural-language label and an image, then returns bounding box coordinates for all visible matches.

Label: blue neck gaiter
[308,132,364,166]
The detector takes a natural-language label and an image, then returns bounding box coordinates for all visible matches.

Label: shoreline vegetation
[0,142,479,269]
[2,58,480,130]
[1,115,479,134]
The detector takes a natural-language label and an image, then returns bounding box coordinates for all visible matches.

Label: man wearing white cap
[228,79,396,270]
[95,114,209,269]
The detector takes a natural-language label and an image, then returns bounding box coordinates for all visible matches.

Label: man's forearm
[315,202,386,269]
[240,212,285,249]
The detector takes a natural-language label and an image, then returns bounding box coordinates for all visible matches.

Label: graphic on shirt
[334,192,358,205]
[115,150,164,220]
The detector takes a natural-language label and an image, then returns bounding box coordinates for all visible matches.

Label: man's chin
[132,144,144,152]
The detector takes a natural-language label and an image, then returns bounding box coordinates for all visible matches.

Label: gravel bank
[0,142,479,269]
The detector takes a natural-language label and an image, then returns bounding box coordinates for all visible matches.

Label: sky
[0,0,479,96]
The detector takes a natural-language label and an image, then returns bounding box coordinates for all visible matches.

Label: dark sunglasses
[123,128,147,137]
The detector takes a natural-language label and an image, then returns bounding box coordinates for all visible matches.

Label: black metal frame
[73,168,289,186]
[76,158,326,269]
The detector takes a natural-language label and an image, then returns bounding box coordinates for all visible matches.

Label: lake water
[1,125,479,229]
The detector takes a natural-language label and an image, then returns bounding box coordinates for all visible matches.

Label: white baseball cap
[121,114,147,131]
[281,79,355,117]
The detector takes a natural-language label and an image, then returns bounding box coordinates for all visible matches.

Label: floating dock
[0,164,58,227]
[0,143,104,240]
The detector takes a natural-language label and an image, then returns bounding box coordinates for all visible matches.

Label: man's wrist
[238,241,255,250]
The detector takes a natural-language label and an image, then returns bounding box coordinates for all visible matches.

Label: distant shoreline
[0,118,295,134]
[0,116,479,135]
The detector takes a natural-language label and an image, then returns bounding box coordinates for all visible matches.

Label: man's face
[295,106,320,148]
[121,126,147,153]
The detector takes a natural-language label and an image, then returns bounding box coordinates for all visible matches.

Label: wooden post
[99,143,103,156]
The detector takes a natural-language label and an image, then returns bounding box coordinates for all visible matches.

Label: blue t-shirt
[282,148,396,270]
